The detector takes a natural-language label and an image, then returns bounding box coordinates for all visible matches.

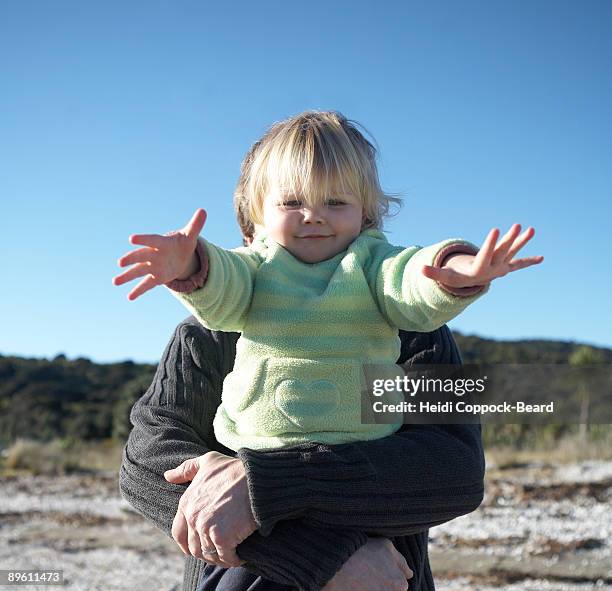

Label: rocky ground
[0,461,611,590]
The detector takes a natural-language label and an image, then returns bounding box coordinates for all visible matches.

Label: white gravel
[0,545,184,591]
[437,577,612,591]
[1,461,611,590]
[431,460,612,563]
[431,500,610,551]
[0,473,127,519]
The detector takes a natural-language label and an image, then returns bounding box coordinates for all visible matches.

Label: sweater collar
[251,228,387,266]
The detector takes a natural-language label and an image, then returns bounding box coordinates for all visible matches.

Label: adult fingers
[198,531,225,566]
[504,227,536,261]
[118,247,156,268]
[201,521,244,567]
[473,228,499,271]
[112,263,151,287]
[492,224,521,263]
[211,536,245,568]
[127,274,159,301]
[183,506,218,564]
[187,523,205,559]
[397,557,413,582]
[171,510,190,556]
[164,457,200,484]
[386,542,412,585]
[395,553,413,580]
[508,255,544,272]
[201,547,225,567]
[208,546,243,568]
[129,233,167,249]
[184,208,207,239]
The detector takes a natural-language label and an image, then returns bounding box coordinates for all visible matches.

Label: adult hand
[164,451,258,568]
[421,224,543,288]
[322,537,413,591]
[113,208,207,300]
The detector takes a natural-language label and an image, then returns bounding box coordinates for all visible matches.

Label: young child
[113,110,542,452]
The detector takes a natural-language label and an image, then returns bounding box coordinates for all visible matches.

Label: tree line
[0,332,609,448]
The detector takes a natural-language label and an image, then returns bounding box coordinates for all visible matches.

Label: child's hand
[421,224,543,289]
[113,208,207,301]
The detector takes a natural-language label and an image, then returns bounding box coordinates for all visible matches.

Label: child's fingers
[473,228,499,272]
[118,247,156,268]
[508,255,544,272]
[504,227,535,261]
[492,224,521,263]
[113,262,151,286]
[130,233,166,248]
[127,274,159,301]
[184,208,207,239]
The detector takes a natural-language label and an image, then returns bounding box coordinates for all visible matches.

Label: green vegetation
[453,334,612,364]
[0,333,610,464]
[454,334,611,454]
[0,353,155,448]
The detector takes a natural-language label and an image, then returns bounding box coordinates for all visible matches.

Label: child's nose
[302,207,325,223]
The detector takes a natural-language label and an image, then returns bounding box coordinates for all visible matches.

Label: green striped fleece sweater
[170,228,485,451]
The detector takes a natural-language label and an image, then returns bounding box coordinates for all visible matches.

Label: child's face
[259,188,365,263]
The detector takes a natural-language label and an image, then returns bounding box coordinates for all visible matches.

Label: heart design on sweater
[274,379,340,431]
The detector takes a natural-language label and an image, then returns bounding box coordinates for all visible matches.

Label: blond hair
[234,110,402,243]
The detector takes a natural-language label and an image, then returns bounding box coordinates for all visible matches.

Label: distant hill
[1,332,610,447]
[0,354,155,446]
[452,332,612,364]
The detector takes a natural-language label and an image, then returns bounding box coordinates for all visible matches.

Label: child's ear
[361,208,369,229]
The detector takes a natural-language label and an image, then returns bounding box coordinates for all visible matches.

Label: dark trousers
[197,564,296,591]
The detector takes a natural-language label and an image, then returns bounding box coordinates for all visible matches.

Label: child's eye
[326,199,345,207]
[280,200,302,208]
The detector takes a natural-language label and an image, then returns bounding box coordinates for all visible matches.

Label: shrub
[3,438,81,475]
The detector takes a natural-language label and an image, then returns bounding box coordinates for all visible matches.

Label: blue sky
[1,0,610,363]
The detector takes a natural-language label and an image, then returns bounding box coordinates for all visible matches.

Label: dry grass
[486,430,612,470]
[1,438,124,475]
[2,430,610,477]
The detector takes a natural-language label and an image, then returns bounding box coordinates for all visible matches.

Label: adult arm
[237,325,486,538]
[119,318,368,591]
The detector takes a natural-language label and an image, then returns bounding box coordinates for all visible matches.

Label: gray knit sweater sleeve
[118,318,368,591]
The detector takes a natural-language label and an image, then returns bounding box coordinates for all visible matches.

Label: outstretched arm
[368,223,542,333]
[421,224,543,288]
[368,238,487,332]
[167,237,260,333]
[113,208,261,332]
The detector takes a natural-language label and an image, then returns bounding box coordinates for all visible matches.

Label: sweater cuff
[237,443,376,536]
[165,239,209,293]
[433,242,488,297]
[237,521,368,591]
[238,447,310,536]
